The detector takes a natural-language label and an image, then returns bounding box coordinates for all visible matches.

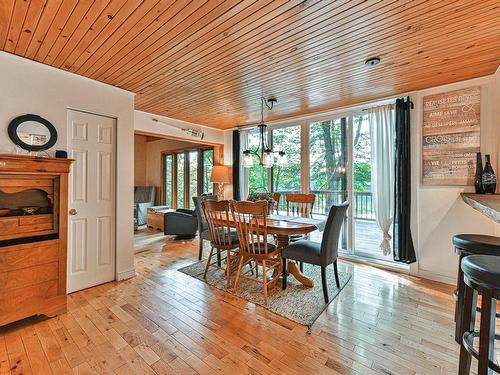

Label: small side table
[147,206,172,231]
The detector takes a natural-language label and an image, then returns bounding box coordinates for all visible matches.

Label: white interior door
[67,109,116,293]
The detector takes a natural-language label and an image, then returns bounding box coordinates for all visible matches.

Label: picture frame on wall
[422,86,481,186]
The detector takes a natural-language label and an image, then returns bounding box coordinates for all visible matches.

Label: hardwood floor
[0,229,488,374]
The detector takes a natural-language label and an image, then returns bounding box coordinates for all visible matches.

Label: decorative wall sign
[422,86,481,186]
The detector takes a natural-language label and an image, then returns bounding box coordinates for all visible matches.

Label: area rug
[178,260,351,330]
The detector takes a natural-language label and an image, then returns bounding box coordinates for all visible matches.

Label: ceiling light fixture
[365,57,381,66]
[242,97,286,168]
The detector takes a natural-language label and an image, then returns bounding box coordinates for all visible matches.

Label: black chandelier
[242,97,286,168]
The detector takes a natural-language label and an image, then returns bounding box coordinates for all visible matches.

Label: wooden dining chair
[272,192,281,214]
[285,193,317,271]
[285,193,315,218]
[230,200,282,305]
[202,200,239,288]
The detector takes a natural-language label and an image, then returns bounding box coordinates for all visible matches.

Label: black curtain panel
[232,130,241,200]
[393,97,416,264]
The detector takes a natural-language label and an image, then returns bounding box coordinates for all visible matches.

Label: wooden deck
[0,229,481,375]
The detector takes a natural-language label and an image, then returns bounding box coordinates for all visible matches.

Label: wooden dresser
[0,155,72,326]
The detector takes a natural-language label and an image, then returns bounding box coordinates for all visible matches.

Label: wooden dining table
[225,213,326,287]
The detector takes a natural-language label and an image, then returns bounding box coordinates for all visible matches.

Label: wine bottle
[482,154,497,194]
[474,152,484,194]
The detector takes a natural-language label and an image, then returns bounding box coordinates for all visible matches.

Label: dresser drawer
[0,240,59,272]
[0,214,55,240]
[0,218,18,232]
[0,261,58,292]
[19,214,53,226]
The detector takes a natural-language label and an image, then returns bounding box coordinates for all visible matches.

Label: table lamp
[211,165,231,199]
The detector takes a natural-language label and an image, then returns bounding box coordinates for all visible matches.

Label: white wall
[134,110,225,145]
[134,135,147,186]
[410,75,500,284]
[0,52,136,281]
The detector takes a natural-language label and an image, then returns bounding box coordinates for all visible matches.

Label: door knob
[69,208,78,216]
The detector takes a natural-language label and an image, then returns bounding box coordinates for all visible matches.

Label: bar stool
[453,234,500,343]
[459,255,500,375]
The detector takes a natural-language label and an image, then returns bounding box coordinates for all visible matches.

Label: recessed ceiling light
[365,57,381,66]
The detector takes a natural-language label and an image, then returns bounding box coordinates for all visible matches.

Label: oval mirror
[8,114,58,151]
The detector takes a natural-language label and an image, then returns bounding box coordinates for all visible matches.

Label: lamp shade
[211,165,231,184]
[242,150,253,167]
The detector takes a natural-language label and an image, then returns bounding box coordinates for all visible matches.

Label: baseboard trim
[117,268,136,281]
[417,269,456,285]
[339,254,410,274]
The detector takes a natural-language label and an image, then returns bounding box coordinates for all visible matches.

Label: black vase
[475,152,484,194]
[482,154,497,194]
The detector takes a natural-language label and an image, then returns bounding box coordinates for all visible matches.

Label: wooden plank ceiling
[1,0,500,129]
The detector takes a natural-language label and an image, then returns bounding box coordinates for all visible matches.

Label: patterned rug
[178,260,351,330]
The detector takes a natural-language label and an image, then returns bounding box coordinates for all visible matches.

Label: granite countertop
[461,193,500,224]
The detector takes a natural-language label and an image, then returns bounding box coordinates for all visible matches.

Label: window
[176,153,185,208]
[188,151,198,209]
[202,149,214,194]
[163,154,173,207]
[247,128,269,195]
[239,106,400,265]
[271,125,301,194]
[309,118,348,214]
[163,147,214,208]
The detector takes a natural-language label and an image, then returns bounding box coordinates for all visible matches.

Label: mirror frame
[8,114,58,152]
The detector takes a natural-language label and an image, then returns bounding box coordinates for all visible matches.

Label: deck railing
[275,190,375,221]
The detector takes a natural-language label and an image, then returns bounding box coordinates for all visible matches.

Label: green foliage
[247,115,372,196]
[203,149,213,194]
[177,154,185,207]
[354,162,371,191]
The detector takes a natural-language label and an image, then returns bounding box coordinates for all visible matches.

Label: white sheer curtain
[368,104,396,255]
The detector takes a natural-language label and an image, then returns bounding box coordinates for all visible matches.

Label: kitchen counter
[461,193,500,224]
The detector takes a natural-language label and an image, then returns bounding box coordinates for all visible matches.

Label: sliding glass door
[309,118,348,211]
[352,114,393,261]
[164,147,213,209]
[309,117,348,249]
